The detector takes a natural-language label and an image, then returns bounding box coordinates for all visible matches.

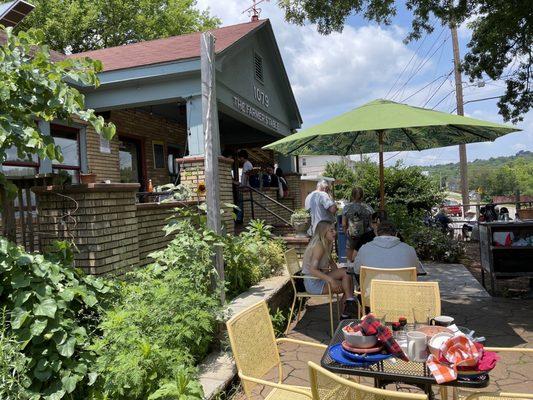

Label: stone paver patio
[233,263,533,399]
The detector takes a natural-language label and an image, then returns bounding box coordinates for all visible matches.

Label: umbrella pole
[378,130,385,212]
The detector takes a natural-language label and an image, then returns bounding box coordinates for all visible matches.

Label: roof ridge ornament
[242,0,269,22]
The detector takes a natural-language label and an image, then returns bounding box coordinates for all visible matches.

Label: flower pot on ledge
[80,173,97,184]
[291,216,310,237]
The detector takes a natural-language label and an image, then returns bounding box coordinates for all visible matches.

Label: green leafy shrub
[387,204,464,263]
[91,216,220,399]
[0,238,112,399]
[224,220,285,298]
[0,309,32,400]
[325,159,444,212]
[408,226,464,263]
[270,308,288,338]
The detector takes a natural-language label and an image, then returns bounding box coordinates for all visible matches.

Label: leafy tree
[278,0,532,122]
[0,27,115,191]
[17,0,220,53]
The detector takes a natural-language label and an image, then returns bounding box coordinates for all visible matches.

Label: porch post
[186,95,204,156]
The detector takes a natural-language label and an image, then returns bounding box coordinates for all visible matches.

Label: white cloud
[198,0,423,127]
[198,0,533,165]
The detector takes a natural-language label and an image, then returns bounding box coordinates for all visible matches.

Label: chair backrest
[370,280,441,323]
[359,266,417,311]
[285,248,301,275]
[308,361,427,400]
[226,301,281,396]
[464,392,533,399]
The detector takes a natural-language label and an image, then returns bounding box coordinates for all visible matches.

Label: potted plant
[290,208,311,237]
[80,171,97,184]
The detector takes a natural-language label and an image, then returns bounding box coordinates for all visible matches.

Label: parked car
[443,199,462,216]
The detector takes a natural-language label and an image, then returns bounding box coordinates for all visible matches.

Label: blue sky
[198,0,531,166]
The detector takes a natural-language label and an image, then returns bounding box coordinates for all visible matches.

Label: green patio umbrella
[264,99,520,210]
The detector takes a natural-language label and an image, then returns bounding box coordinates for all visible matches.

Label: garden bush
[0,239,112,399]
[387,204,464,263]
[224,220,285,298]
[91,216,221,399]
[324,159,444,212]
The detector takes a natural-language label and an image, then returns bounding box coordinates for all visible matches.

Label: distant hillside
[423,151,533,197]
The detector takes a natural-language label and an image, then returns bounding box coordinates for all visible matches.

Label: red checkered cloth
[360,314,409,361]
[427,335,484,384]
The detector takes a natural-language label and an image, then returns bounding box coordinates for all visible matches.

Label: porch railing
[0,174,55,252]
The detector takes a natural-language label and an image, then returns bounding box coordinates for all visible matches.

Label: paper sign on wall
[100,137,111,153]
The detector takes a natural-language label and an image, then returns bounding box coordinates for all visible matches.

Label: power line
[400,70,453,103]
[422,73,453,107]
[385,25,434,99]
[390,29,449,101]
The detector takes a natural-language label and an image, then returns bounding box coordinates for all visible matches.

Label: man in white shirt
[305,180,337,235]
[238,149,253,186]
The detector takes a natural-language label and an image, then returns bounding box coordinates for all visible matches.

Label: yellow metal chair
[284,249,340,336]
[369,280,440,323]
[356,266,417,317]
[452,347,533,400]
[463,392,533,399]
[226,300,327,400]
[308,361,428,399]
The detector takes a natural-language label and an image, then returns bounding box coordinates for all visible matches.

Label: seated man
[354,221,419,274]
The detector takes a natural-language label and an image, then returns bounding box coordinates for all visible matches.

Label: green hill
[422,151,533,198]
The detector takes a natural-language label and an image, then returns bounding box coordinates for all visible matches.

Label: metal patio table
[321,319,490,399]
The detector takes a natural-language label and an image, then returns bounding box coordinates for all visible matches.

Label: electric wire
[385,24,434,99]
[401,70,453,103]
[390,27,447,101]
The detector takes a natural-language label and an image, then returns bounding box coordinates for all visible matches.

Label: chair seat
[264,386,311,400]
[295,291,335,298]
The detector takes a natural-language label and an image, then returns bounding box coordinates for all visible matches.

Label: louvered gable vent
[254,52,264,82]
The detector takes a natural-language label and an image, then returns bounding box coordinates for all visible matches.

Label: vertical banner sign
[201,31,225,303]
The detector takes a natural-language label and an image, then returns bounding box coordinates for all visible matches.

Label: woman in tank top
[302,221,357,319]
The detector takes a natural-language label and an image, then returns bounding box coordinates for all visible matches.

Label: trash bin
[336,214,347,262]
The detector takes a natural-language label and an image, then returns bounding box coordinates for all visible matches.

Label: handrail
[251,199,291,226]
[241,185,295,214]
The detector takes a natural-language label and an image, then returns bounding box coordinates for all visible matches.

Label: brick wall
[34,183,204,275]
[177,156,235,235]
[241,187,295,227]
[285,173,303,209]
[34,184,140,275]
[108,109,187,186]
[81,109,187,186]
[136,202,199,266]
[281,236,310,260]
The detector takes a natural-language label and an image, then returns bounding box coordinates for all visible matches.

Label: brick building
[1,6,307,273]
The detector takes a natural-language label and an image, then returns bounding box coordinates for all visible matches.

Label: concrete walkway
[234,263,533,399]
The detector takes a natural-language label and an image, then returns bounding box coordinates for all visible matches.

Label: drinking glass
[412,308,431,329]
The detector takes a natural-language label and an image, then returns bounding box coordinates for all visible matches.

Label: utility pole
[201,31,225,304]
[451,24,469,215]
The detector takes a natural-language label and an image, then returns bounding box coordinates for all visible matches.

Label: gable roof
[68,19,266,72]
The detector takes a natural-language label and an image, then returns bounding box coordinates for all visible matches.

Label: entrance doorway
[119,136,145,188]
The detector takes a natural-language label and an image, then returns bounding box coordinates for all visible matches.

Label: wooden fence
[0,175,55,252]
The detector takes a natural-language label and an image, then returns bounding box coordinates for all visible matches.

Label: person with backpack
[342,187,375,262]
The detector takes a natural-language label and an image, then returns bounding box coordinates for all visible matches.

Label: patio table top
[321,319,490,393]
